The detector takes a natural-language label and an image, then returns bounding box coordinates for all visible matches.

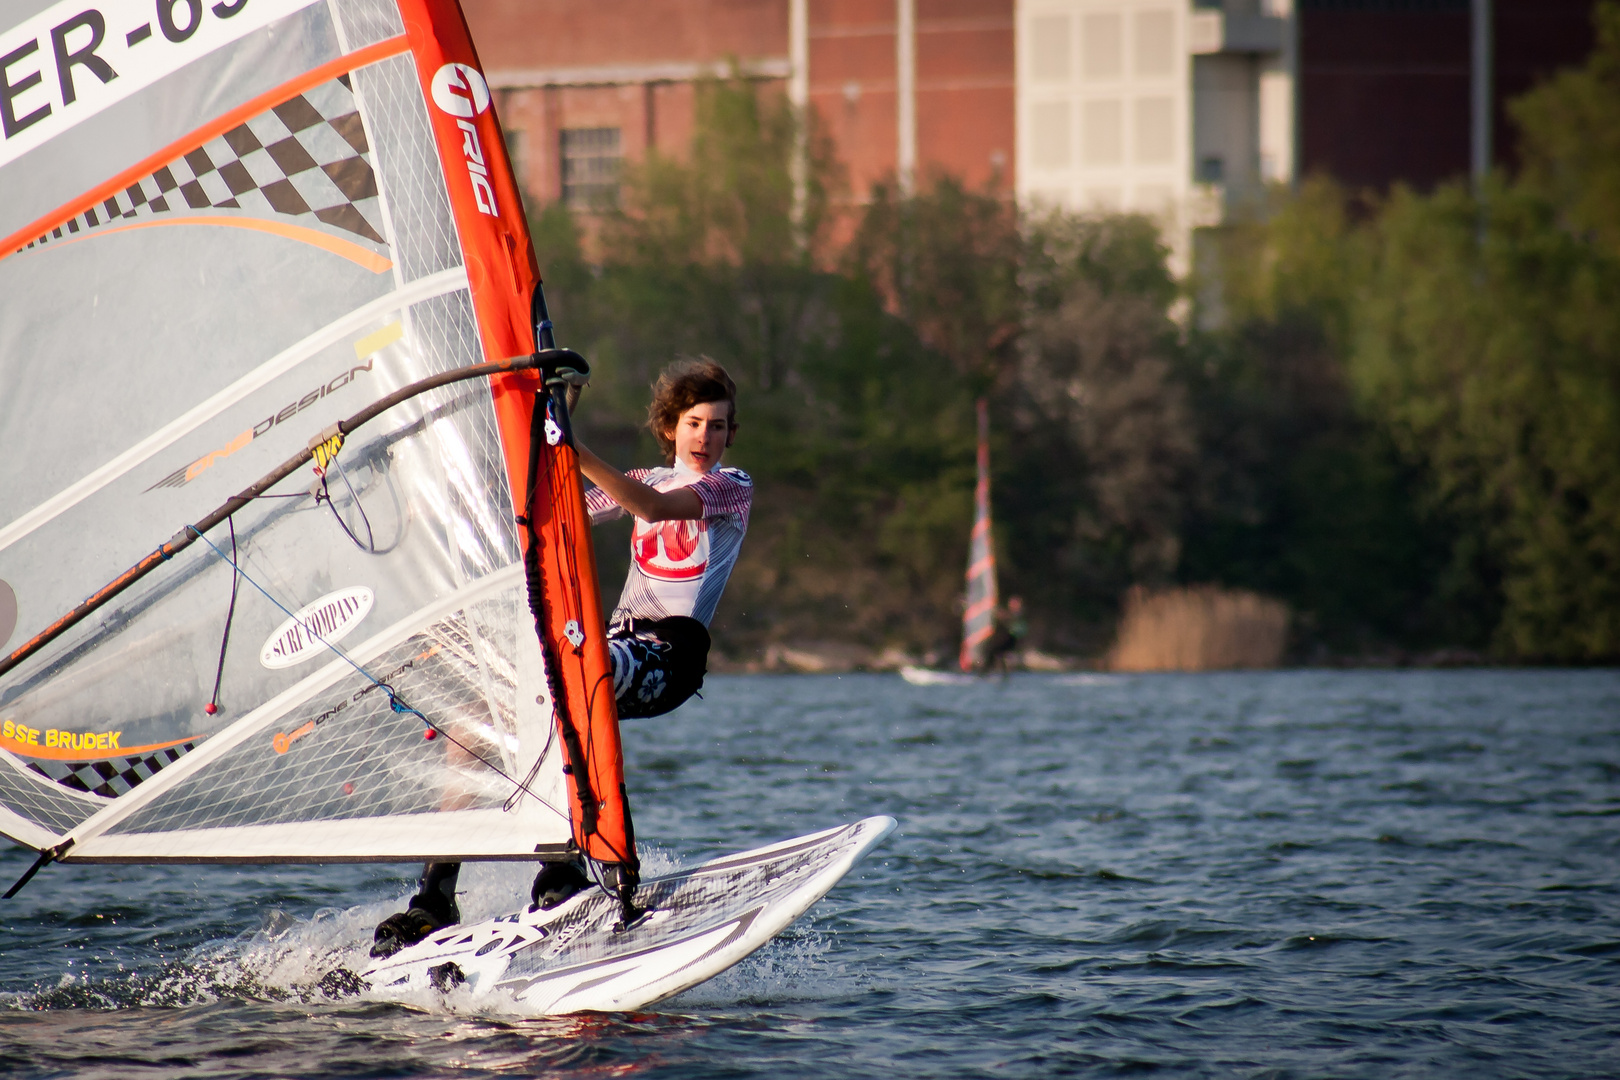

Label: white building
[1015,0,1296,274]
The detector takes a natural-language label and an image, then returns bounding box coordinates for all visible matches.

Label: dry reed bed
[1107,586,1290,672]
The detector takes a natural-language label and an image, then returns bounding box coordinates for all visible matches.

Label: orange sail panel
[397,0,634,872]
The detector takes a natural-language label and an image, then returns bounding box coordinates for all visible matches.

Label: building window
[1197,155,1225,183]
[1030,102,1072,169]
[1134,10,1174,78]
[1082,99,1123,165]
[560,127,621,208]
[1030,15,1071,82]
[1082,12,1122,81]
[1134,97,1174,164]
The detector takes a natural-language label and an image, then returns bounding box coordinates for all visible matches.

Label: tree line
[532,5,1620,664]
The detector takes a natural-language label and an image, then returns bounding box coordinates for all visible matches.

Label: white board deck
[899,665,981,686]
[358,816,897,1013]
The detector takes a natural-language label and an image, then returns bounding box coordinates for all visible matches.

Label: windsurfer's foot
[369,906,454,957]
[370,861,461,957]
[531,860,591,911]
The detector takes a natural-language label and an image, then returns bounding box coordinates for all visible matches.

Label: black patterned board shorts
[607,615,711,719]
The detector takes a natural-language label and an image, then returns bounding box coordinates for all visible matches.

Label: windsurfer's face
[668,401,733,473]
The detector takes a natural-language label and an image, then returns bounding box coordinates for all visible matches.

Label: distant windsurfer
[980,596,1026,675]
[373,360,751,956]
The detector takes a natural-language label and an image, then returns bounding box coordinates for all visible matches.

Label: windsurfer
[980,597,1027,675]
[373,360,752,955]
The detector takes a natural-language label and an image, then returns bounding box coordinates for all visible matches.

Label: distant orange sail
[960,398,997,673]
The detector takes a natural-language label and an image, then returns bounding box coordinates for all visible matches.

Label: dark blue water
[3,670,1618,1078]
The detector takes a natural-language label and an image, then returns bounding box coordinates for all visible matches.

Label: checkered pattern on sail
[25,742,197,799]
[18,77,385,252]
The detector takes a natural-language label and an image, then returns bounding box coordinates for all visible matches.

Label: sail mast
[396,0,638,891]
[960,398,996,673]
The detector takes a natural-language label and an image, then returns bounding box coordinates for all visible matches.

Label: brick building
[465,0,1016,212]
[464,0,1597,263]
[1299,0,1595,194]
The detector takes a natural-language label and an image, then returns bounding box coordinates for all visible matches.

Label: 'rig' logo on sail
[430,63,498,218]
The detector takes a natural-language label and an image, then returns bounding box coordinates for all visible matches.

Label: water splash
[667,919,846,1008]
[3,844,718,1016]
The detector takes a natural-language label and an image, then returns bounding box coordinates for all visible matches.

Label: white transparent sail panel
[329,0,406,53]
[352,52,464,282]
[0,757,105,839]
[71,576,570,861]
[0,3,557,863]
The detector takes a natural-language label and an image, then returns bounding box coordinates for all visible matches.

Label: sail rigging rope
[0,349,599,878]
[205,517,243,717]
[314,457,378,553]
[186,527,572,826]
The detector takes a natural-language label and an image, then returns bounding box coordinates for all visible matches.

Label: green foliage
[600,76,837,269]
[1183,182,1482,655]
[845,177,1023,391]
[1196,2,1620,661]
[1017,214,1192,590]
[1208,177,1361,351]
[1024,210,1177,311]
[527,36,1620,663]
[1342,2,1620,661]
[1355,180,1620,659]
[1511,1,1620,259]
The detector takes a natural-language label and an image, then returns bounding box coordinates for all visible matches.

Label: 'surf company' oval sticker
[260,587,375,669]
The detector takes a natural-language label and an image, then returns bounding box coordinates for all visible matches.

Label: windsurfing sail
[958,398,995,673]
[0,0,636,899]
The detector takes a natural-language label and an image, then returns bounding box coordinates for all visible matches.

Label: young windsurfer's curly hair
[648,358,737,462]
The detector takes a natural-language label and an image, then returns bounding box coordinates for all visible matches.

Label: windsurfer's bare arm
[576,443,703,522]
